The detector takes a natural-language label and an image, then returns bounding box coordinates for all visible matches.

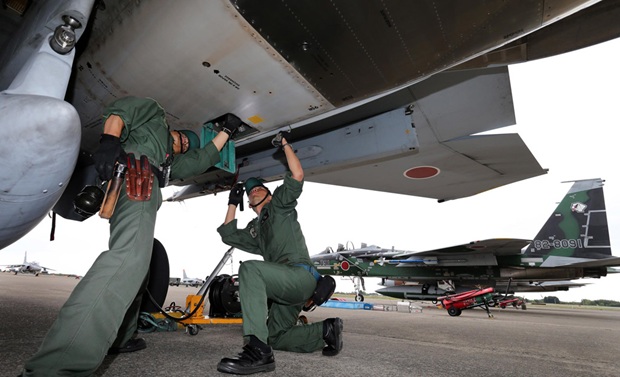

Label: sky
[1,38,619,303]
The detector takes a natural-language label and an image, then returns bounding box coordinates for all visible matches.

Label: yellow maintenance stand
[148,247,242,335]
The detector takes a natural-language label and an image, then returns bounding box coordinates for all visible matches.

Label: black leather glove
[228,183,245,207]
[221,113,242,137]
[92,134,122,181]
[271,131,292,148]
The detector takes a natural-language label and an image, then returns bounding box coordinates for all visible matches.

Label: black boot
[322,317,343,356]
[217,337,275,375]
[107,337,147,355]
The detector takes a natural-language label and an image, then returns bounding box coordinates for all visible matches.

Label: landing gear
[140,238,170,313]
[349,276,365,302]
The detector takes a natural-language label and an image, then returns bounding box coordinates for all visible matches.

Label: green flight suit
[217,174,325,353]
[23,97,221,377]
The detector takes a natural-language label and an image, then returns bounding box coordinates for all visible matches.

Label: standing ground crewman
[216,131,343,375]
[21,96,240,376]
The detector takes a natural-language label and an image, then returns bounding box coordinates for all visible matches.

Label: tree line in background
[529,296,620,307]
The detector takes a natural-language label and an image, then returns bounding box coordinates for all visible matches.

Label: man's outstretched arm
[281,137,303,182]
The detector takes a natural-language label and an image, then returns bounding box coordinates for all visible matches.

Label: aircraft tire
[140,238,170,313]
[355,294,364,302]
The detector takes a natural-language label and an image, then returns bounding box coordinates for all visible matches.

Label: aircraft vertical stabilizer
[524,179,612,267]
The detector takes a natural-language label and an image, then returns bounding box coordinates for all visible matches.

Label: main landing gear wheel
[447,308,462,317]
[140,238,170,313]
[355,294,364,302]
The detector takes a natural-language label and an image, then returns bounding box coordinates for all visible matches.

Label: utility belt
[99,153,156,219]
[294,263,336,312]
[150,163,170,188]
[294,263,322,281]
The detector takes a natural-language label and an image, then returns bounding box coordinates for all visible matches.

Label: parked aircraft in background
[311,179,620,302]
[2,1,620,254]
[181,270,205,288]
[1,251,54,276]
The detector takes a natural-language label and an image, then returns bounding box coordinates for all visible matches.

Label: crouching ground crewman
[216,131,343,375]
[20,96,240,377]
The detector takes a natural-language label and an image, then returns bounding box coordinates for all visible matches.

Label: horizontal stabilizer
[561,257,620,268]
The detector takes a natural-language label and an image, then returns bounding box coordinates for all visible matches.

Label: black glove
[92,134,122,181]
[221,113,242,137]
[271,131,292,148]
[228,183,245,207]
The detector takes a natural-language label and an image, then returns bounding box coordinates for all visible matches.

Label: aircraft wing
[170,66,546,202]
[395,239,531,259]
[1,264,24,268]
[286,67,546,201]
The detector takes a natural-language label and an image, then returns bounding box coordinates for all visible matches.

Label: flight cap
[244,177,267,193]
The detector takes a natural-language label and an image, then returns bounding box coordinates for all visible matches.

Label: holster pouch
[303,275,336,312]
[100,163,126,219]
[125,153,154,201]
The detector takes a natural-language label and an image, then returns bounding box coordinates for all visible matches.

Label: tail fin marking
[526,178,611,267]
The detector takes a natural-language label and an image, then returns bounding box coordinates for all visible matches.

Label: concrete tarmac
[1,273,619,377]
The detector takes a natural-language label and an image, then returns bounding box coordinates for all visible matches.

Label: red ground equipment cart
[437,287,495,317]
[498,296,526,310]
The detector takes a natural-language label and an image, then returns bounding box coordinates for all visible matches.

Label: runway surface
[1,273,619,376]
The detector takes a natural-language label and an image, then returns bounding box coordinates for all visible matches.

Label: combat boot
[108,337,147,354]
[322,317,343,356]
[217,338,275,375]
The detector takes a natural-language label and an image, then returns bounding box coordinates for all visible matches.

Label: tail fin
[183,269,188,279]
[526,178,611,267]
[23,251,27,264]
